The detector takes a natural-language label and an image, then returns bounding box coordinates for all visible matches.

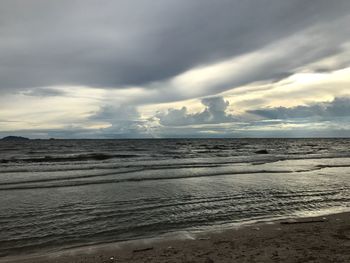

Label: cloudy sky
[1,0,350,138]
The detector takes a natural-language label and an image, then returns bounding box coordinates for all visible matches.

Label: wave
[2,153,350,174]
[0,153,140,164]
[2,155,350,185]
[2,157,350,190]
[0,166,327,191]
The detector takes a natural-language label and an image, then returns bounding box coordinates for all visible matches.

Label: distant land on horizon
[1,136,30,141]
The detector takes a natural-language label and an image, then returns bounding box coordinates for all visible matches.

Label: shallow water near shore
[0,138,349,257]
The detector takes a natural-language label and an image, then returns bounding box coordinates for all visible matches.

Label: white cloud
[157,97,235,126]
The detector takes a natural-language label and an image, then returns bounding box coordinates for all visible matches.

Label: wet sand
[1,212,350,263]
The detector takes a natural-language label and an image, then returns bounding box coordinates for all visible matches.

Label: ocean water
[0,138,349,257]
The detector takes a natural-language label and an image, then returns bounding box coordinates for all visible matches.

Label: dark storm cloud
[157,97,236,126]
[250,97,350,120]
[1,0,350,93]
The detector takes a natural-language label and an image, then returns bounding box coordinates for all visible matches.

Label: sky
[1,0,350,138]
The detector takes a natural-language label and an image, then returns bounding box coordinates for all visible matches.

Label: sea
[0,138,349,257]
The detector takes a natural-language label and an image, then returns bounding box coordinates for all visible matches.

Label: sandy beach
[1,211,349,263]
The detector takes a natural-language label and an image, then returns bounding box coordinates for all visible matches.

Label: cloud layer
[250,97,350,120]
[1,1,350,138]
[1,0,350,92]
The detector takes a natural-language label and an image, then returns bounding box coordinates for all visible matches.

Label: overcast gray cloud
[1,0,350,138]
[1,0,350,93]
[21,87,67,97]
[250,97,350,120]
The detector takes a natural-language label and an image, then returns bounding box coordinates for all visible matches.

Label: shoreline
[1,210,350,263]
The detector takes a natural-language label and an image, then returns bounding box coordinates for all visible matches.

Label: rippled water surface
[0,138,349,257]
